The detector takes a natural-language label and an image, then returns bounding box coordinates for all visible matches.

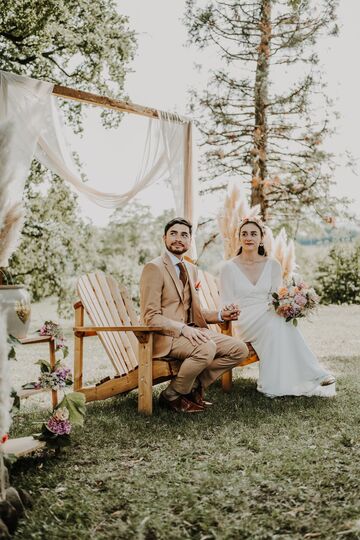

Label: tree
[9,164,101,315]
[0,0,136,129]
[185,0,345,228]
[99,203,173,307]
[0,0,137,311]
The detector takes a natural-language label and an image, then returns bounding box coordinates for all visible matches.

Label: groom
[140,217,249,413]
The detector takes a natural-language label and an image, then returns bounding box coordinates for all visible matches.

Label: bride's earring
[258,242,265,256]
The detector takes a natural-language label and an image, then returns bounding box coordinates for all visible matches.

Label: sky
[67,0,360,226]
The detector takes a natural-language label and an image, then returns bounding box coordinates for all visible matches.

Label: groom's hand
[221,304,240,321]
[181,325,211,346]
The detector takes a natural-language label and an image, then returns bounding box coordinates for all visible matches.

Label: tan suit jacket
[140,253,220,358]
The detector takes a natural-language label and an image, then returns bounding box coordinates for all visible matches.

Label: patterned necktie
[177,262,187,287]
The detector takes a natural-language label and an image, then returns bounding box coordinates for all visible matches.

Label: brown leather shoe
[159,391,204,413]
[188,388,213,408]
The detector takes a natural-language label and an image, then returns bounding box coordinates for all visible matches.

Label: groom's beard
[165,240,188,256]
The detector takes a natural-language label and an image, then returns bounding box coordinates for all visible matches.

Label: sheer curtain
[0,70,196,224]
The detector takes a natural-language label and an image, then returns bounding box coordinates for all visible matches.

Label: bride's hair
[237,220,266,256]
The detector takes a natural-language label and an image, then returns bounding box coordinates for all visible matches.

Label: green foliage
[9,166,101,315]
[7,335,19,361]
[59,392,86,427]
[0,0,137,315]
[99,203,174,306]
[0,0,136,130]
[315,243,360,304]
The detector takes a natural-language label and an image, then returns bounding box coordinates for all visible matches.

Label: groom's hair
[164,217,192,236]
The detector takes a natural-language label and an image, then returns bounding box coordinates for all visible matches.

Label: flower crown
[238,215,266,235]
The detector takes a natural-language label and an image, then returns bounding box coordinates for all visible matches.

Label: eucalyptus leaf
[35,359,51,373]
[58,392,86,426]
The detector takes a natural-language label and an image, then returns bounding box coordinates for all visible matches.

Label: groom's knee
[227,339,249,361]
[195,340,217,365]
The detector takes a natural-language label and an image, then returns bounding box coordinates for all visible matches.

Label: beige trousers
[166,331,249,396]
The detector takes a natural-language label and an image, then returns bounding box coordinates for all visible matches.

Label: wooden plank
[79,358,181,402]
[17,388,45,399]
[78,274,122,371]
[52,84,189,123]
[137,334,153,415]
[238,353,258,367]
[96,273,138,371]
[86,273,128,373]
[119,285,139,325]
[78,276,125,374]
[107,276,138,365]
[19,336,52,345]
[221,370,233,392]
[74,302,84,391]
[74,326,169,332]
[1,437,46,457]
[204,270,221,308]
[49,338,58,408]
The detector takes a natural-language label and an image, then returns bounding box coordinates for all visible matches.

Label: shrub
[315,244,360,304]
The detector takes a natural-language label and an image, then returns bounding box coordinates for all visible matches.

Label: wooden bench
[73,270,258,415]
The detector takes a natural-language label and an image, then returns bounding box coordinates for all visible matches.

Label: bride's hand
[221,304,240,321]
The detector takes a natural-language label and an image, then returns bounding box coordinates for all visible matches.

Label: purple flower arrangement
[38,365,72,391]
[35,393,86,450]
[39,320,69,358]
[46,408,72,435]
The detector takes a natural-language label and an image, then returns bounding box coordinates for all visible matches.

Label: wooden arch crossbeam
[52,83,194,222]
[52,84,189,124]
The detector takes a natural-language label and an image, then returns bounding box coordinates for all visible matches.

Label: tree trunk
[251,0,271,221]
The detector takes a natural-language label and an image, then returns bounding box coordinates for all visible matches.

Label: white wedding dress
[220,258,335,397]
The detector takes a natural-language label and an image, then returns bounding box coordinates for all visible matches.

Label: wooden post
[136,332,153,415]
[221,321,233,392]
[74,302,84,391]
[49,338,58,408]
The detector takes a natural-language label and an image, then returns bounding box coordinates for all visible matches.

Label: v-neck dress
[219,258,335,397]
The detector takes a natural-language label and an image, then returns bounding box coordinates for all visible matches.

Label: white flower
[54,407,69,421]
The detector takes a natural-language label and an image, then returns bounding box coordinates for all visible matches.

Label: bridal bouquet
[271,277,320,326]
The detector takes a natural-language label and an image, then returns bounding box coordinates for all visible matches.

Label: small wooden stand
[17,335,58,408]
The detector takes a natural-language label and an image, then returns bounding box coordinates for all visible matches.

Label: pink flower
[294,294,307,307]
[47,416,71,435]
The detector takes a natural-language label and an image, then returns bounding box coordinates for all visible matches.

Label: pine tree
[185,0,344,227]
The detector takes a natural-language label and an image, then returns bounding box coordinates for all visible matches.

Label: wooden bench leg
[220,321,233,392]
[222,370,233,392]
[74,303,84,392]
[49,338,58,408]
[137,333,153,415]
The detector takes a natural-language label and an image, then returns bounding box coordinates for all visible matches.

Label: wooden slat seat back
[197,268,223,332]
[77,271,139,376]
[197,267,259,374]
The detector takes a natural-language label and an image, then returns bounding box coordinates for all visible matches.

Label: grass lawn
[8,303,360,540]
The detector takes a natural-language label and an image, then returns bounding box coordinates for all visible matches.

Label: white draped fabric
[0,70,197,221]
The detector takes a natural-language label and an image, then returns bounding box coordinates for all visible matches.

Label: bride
[219,216,336,397]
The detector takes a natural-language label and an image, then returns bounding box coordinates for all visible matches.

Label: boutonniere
[194,280,201,291]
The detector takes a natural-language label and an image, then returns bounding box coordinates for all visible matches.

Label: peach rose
[278,287,288,299]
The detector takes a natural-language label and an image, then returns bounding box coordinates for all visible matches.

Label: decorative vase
[0,285,31,339]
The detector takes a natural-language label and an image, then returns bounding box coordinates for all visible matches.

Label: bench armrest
[73,325,173,336]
